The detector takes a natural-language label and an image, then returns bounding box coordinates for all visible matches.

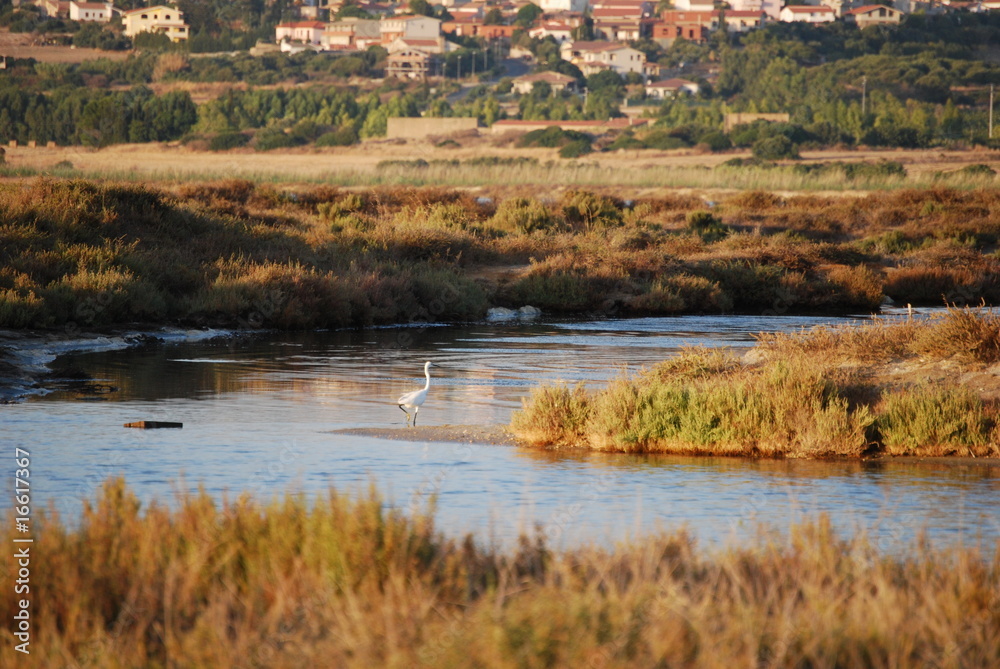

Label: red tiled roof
[847,4,900,13]
[277,21,326,28]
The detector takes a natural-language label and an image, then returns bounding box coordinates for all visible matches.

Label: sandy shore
[331,424,520,446]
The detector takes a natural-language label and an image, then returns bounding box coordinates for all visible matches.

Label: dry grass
[513,308,1000,458]
[5,178,1000,330]
[3,478,998,668]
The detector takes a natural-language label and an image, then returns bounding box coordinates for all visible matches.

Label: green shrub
[490,197,556,234]
[560,190,621,229]
[686,210,729,242]
[876,386,989,455]
[752,135,799,160]
[558,138,592,158]
[697,131,731,152]
[209,132,250,151]
[315,126,358,147]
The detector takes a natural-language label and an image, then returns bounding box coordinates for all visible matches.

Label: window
[140,13,147,18]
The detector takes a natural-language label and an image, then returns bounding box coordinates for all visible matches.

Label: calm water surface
[5,314,999,552]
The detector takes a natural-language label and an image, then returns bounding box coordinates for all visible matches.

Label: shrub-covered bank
[4,179,1000,331]
[3,478,997,667]
[512,307,1000,458]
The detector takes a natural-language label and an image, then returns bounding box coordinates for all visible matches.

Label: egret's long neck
[424,365,431,390]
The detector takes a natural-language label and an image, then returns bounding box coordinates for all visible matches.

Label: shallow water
[5,314,1000,552]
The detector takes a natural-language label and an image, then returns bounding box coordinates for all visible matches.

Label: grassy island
[2,478,997,667]
[512,307,1000,458]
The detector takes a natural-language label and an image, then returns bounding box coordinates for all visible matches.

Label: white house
[727,0,781,20]
[512,71,579,94]
[323,18,381,49]
[275,21,326,45]
[380,15,442,43]
[69,1,112,22]
[529,21,575,42]
[122,5,190,42]
[645,77,700,99]
[539,0,590,13]
[671,0,715,11]
[778,4,836,22]
[721,10,768,31]
[561,40,646,76]
[845,4,905,27]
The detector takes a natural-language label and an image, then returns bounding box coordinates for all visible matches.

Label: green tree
[515,3,543,28]
[409,0,435,17]
[484,7,504,25]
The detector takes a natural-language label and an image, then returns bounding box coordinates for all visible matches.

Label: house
[380,15,442,44]
[658,10,719,30]
[528,20,575,42]
[651,22,706,45]
[591,4,656,40]
[323,18,381,49]
[540,10,587,27]
[440,23,516,40]
[720,10,768,32]
[449,2,487,20]
[538,0,589,13]
[39,0,70,18]
[275,21,326,45]
[778,5,836,22]
[386,36,450,55]
[122,5,190,42]
[727,0,781,20]
[561,40,646,77]
[671,0,715,11]
[386,47,437,79]
[645,77,700,98]
[845,4,905,27]
[69,0,110,21]
[512,71,579,94]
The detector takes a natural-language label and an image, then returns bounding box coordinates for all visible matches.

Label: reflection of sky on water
[4,312,998,553]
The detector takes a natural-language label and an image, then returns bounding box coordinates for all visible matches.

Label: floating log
[124,421,183,429]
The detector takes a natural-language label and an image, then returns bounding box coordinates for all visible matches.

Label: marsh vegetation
[3,478,997,667]
[4,178,1000,332]
[512,307,1000,458]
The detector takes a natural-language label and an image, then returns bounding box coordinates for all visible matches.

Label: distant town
[2,0,1000,152]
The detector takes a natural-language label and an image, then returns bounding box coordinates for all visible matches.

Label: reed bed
[3,158,994,191]
[513,307,1000,457]
[2,478,997,668]
[4,178,1000,331]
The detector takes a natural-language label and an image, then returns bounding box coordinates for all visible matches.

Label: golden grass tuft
[514,307,1000,457]
[3,479,998,667]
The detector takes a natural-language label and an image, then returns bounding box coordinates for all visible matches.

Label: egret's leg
[399,404,410,426]
[413,406,419,427]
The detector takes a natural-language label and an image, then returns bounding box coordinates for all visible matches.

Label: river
[4,313,999,552]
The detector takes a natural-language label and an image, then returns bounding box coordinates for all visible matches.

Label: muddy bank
[330,425,519,447]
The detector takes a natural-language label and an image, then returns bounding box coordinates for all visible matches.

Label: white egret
[397,361,433,427]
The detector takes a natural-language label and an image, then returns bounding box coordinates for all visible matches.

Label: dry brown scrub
[5,180,1000,333]
[3,477,997,667]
